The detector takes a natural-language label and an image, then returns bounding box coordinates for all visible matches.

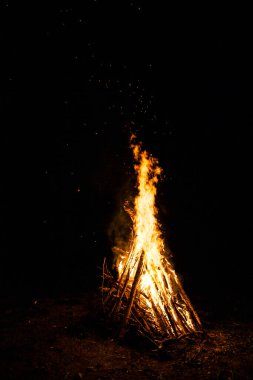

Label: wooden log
[109,269,130,318]
[119,250,145,338]
[175,279,202,329]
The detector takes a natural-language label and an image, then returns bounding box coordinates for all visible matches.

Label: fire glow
[102,134,202,346]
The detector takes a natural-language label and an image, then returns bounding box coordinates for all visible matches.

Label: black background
[1,2,252,316]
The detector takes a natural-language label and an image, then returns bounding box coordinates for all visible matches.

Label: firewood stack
[102,232,202,347]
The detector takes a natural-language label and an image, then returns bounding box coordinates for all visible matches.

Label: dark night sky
[1,2,252,312]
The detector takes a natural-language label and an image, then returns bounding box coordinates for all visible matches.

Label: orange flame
[115,134,202,338]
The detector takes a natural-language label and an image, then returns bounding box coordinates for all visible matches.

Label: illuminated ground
[1,291,252,380]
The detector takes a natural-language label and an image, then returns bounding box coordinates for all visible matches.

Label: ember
[102,134,202,347]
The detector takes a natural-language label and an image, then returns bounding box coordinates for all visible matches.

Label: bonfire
[102,134,202,347]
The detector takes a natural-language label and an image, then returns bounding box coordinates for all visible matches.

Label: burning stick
[102,134,203,347]
[119,250,145,338]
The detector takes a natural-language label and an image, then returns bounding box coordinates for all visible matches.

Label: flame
[103,133,202,343]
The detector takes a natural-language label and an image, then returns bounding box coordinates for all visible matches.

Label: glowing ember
[102,134,202,346]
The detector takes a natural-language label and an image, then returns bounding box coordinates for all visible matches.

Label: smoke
[108,206,131,247]
[107,181,135,274]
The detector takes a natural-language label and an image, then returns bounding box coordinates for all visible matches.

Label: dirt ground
[0,290,252,380]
